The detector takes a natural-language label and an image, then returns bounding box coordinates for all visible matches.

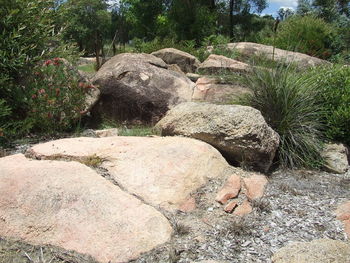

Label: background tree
[59,0,111,69]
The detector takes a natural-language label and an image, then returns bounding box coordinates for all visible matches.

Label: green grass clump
[78,64,96,73]
[304,65,350,145]
[235,63,324,169]
[98,117,159,137]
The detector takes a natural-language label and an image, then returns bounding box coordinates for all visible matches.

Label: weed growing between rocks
[80,154,104,168]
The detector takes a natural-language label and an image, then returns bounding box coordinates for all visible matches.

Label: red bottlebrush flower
[32,94,37,99]
[44,60,52,66]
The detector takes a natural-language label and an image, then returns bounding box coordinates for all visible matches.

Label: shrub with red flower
[28,59,87,133]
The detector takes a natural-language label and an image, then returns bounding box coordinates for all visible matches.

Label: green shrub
[235,63,324,168]
[261,15,335,59]
[26,58,88,133]
[305,65,350,145]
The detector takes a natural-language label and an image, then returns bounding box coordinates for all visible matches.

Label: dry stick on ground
[24,247,54,263]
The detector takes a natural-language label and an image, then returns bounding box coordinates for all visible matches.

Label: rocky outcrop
[197,54,251,74]
[92,53,195,123]
[272,239,350,263]
[156,102,279,172]
[192,77,251,104]
[0,154,172,263]
[151,48,200,73]
[27,136,230,211]
[208,42,331,69]
[321,143,349,174]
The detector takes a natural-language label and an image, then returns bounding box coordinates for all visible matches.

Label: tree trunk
[229,0,234,39]
[210,0,215,9]
[112,43,116,55]
[95,31,100,70]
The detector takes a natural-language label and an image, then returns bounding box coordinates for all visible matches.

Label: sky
[262,0,298,17]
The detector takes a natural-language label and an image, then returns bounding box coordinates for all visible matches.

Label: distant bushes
[306,65,350,145]
[262,15,335,59]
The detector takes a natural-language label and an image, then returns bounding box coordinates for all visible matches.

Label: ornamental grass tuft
[235,63,325,169]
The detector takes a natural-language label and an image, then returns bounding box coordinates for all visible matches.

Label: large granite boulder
[0,154,172,263]
[197,54,251,74]
[208,42,331,69]
[92,53,195,123]
[155,102,279,172]
[321,143,349,174]
[272,239,350,263]
[151,48,200,73]
[27,136,230,211]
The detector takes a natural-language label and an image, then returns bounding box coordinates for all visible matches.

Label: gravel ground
[132,168,350,263]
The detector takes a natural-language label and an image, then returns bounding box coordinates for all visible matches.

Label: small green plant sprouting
[80,154,104,168]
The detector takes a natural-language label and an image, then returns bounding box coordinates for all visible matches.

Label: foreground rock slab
[151,48,200,73]
[211,42,330,69]
[156,102,279,172]
[272,239,350,263]
[28,136,230,211]
[0,154,172,263]
[92,53,195,123]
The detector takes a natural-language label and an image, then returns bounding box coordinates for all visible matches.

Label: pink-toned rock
[216,175,241,204]
[335,200,350,238]
[243,174,268,200]
[192,77,251,104]
[197,54,251,74]
[209,42,331,70]
[233,200,253,216]
[27,136,230,211]
[0,154,172,263]
[179,197,196,212]
[224,200,238,213]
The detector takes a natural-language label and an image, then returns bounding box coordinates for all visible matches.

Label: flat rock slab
[27,136,230,211]
[220,42,331,69]
[197,54,251,74]
[272,239,350,263]
[192,77,251,104]
[0,154,172,263]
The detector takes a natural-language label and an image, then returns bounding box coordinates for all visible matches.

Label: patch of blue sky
[261,0,298,17]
